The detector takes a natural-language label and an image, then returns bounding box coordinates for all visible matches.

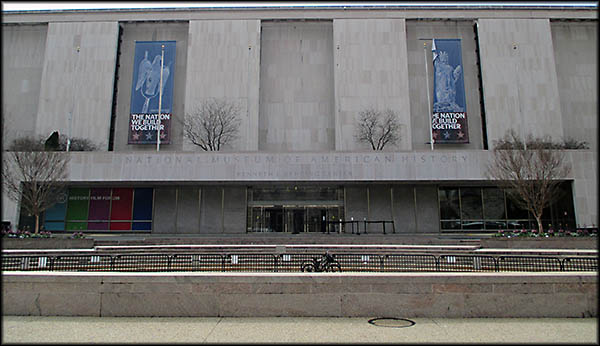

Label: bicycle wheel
[326,262,342,272]
[301,262,316,272]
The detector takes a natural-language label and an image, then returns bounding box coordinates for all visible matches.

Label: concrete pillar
[392,185,417,233]
[176,186,200,234]
[477,19,563,145]
[184,20,260,151]
[334,18,412,151]
[153,187,177,233]
[36,22,119,151]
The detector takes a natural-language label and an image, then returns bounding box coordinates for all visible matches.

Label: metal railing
[2,253,597,273]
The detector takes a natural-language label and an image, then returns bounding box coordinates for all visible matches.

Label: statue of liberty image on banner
[128,41,176,144]
[431,39,468,144]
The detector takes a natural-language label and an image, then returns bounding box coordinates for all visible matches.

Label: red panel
[110,188,133,221]
[110,222,132,231]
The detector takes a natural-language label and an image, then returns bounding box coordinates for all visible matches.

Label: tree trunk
[535,215,544,234]
[34,214,40,234]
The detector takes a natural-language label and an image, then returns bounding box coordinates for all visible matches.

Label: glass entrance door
[247,186,344,233]
[285,208,305,233]
[265,207,284,232]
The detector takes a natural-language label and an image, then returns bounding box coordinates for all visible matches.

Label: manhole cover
[368,317,415,328]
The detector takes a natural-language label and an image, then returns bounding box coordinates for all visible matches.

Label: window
[438,183,574,232]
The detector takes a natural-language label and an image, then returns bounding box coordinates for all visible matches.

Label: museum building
[1,5,597,235]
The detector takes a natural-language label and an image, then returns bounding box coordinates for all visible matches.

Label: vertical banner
[431,39,469,143]
[128,41,176,144]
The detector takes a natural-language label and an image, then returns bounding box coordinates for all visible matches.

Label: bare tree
[2,140,69,234]
[355,108,401,150]
[7,135,99,152]
[183,98,241,151]
[486,129,572,233]
[58,137,99,151]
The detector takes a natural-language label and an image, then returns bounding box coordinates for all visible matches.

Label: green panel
[66,222,88,231]
[66,188,89,229]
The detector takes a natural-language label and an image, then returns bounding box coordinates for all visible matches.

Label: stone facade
[1,6,597,232]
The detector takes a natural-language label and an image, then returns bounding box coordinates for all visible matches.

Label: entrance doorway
[265,207,284,232]
[248,205,343,233]
[246,185,344,233]
[289,208,305,234]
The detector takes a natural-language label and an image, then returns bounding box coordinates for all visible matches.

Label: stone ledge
[1,238,94,249]
[480,237,598,249]
[2,272,596,318]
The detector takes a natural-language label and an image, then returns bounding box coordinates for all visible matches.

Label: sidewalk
[2,316,598,344]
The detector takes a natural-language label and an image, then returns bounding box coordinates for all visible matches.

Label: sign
[431,39,468,143]
[128,41,176,144]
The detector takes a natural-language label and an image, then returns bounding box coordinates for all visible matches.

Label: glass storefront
[439,183,575,231]
[247,185,344,233]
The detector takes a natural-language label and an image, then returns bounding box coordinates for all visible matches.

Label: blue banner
[128,41,176,144]
[431,39,468,144]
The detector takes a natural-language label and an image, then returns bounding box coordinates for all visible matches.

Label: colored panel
[110,222,132,231]
[133,188,153,220]
[88,222,109,231]
[431,39,468,143]
[66,222,87,231]
[44,191,68,221]
[43,191,68,230]
[128,40,176,144]
[88,188,111,221]
[65,188,89,230]
[43,221,65,231]
[110,188,133,221]
[132,222,152,231]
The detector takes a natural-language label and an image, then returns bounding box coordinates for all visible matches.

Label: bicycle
[300,252,342,272]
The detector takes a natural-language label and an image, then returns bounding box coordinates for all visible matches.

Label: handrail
[2,252,596,273]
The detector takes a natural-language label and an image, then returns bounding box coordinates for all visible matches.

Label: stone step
[90,233,485,247]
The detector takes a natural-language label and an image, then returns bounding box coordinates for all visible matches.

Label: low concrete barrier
[2,272,596,318]
[480,237,598,249]
[2,238,94,249]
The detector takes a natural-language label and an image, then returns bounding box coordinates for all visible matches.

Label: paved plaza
[2,315,597,344]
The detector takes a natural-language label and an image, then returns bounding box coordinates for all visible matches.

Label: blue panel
[43,191,68,230]
[44,192,68,221]
[43,221,65,231]
[132,188,153,221]
[132,222,152,231]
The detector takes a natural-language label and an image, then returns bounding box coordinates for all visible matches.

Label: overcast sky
[2,1,597,11]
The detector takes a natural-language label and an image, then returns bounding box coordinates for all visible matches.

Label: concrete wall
[416,186,440,233]
[551,21,598,152]
[259,21,335,152]
[4,7,596,24]
[35,22,118,151]
[113,22,189,152]
[176,187,200,234]
[368,185,393,233]
[184,20,260,151]
[2,23,41,229]
[334,18,412,151]
[223,187,246,234]
[477,19,564,146]
[3,272,596,317]
[1,24,47,147]
[392,186,417,233]
[406,20,484,150]
[569,151,598,228]
[153,188,177,233]
[200,186,223,233]
[344,186,368,226]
